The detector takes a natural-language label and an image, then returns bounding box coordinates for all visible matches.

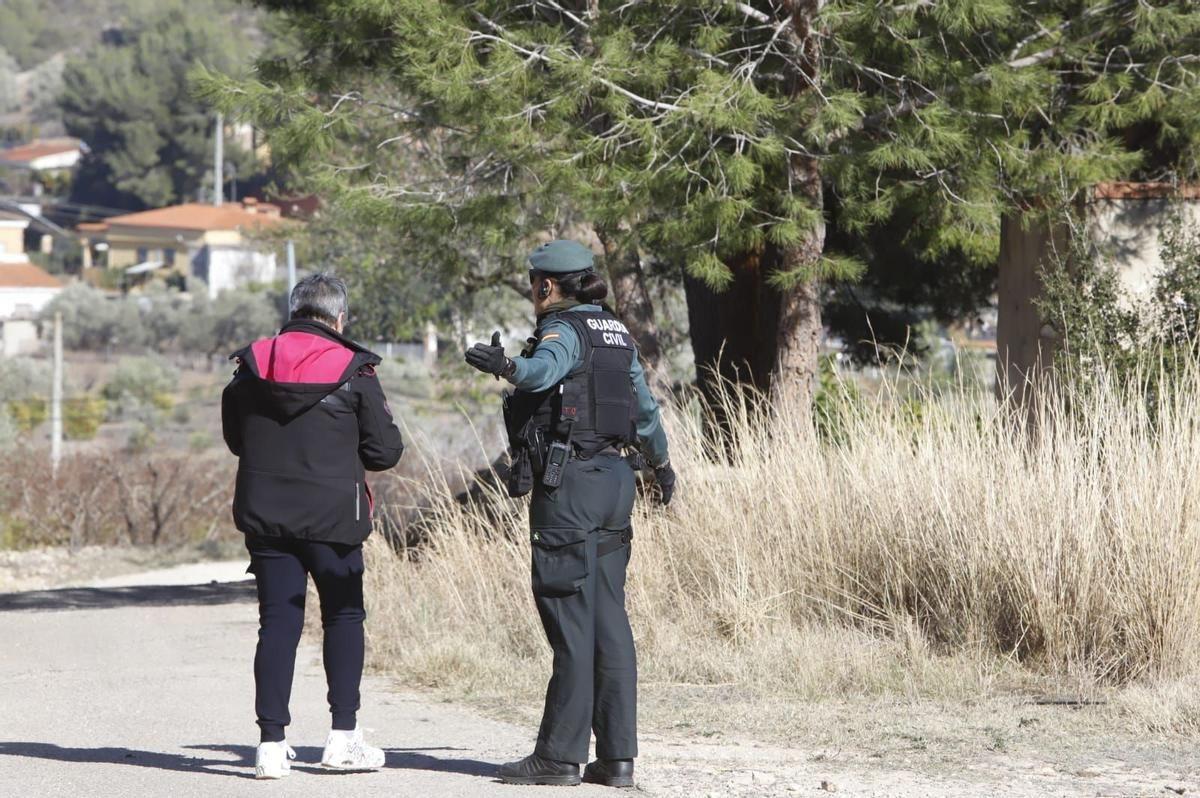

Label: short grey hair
[289,273,348,325]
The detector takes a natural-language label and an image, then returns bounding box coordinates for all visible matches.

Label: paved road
[0,569,620,798]
[1,564,1194,798]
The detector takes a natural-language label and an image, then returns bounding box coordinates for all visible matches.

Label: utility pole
[286,239,297,294]
[50,312,63,476]
[213,112,224,207]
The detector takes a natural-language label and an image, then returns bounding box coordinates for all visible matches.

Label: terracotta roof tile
[0,138,82,164]
[102,202,288,232]
[0,262,65,289]
[1093,182,1200,200]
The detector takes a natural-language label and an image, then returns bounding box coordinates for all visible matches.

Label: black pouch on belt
[507,447,534,498]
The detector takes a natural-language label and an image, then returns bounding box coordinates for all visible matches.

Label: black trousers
[245,535,366,743]
[528,453,638,764]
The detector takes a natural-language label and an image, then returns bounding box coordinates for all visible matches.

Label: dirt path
[0,564,1194,797]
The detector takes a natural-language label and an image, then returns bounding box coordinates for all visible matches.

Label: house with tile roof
[0,138,84,172]
[78,199,289,298]
[0,211,64,356]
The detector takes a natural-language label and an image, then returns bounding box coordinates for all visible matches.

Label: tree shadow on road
[0,742,500,780]
[0,741,258,779]
[0,580,257,612]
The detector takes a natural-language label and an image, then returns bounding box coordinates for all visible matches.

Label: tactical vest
[511,308,638,458]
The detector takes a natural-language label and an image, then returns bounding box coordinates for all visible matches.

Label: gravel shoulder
[0,563,1195,797]
[0,542,245,593]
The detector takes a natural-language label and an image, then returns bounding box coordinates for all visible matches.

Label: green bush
[179,289,281,355]
[63,396,106,440]
[39,283,284,356]
[8,398,46,432]
[0,405,17,452]
[188,431,213,451]
[41,283,145,350]
[0,357,45,402]
[1038,212,1200,401]
[102,356,179,409]
[126,423,155,453]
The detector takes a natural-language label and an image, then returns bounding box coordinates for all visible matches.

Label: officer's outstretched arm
[507,321,581,392]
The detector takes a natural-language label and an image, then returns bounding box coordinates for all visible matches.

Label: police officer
[464,239,676,788]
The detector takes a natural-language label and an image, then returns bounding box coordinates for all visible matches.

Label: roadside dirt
[0,541,243,593]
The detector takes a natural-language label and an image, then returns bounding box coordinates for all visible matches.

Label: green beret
[527,240,595,274]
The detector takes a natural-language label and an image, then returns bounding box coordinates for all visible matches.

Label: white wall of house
[1088,198,1200,301]
[0,286,61,319]
[996,191,1200,394]
[0,319,39,356]
[200,246,277,298]
[28,150,82,171]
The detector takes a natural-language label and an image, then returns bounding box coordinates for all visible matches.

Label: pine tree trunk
[596,227,662,373]
[773,153,825,406]
[773,0,827,405]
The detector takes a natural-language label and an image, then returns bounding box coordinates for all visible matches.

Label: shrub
[41,283,145,351]
[1039,212,1200,393]
[63,396,106,440]
[0,357,46,401]
[0,449,236,548]
[39,284,283,356]
[179,289,281,355]
[102,355,179,416]
[188,431,214,451]
[0,406,16,452]
[126,423,156,453]
[8,398,46,432]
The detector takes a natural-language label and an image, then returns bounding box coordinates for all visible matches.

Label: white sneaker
[254,741,297,779]
[321,727,385,771]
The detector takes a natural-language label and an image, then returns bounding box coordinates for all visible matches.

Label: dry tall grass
[362,367,1200,734]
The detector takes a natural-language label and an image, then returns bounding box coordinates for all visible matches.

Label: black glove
[465,331,514,379]
[653,460,676,506]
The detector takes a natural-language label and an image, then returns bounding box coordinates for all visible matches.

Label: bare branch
[731,1,771,24]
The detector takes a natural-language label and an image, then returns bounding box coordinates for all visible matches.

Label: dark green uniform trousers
[528,452,638,764]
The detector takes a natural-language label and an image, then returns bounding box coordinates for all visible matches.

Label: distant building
[997,182,1200,392]
[0,211,64,356]
[0,138,84,173]
[78,199,289,298]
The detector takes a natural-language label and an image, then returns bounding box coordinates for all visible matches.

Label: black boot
[583,759,635,788]
[497,753,581,786]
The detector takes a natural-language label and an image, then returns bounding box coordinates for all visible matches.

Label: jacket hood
[231,319,382,419]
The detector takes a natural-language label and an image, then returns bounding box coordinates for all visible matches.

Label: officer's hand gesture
[465,331,515,379]
[652,460,676,506]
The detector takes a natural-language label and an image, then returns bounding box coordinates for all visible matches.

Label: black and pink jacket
[221,319,404,545]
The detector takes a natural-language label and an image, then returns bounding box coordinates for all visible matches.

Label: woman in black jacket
[222,273,403,778]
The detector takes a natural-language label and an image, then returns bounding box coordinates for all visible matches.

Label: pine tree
[61,0,256,211]
[201,0,1200,400]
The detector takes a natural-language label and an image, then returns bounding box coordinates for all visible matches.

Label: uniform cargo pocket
[530,526,589,598]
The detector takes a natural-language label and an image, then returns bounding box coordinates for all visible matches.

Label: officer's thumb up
[465,331,510,378]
